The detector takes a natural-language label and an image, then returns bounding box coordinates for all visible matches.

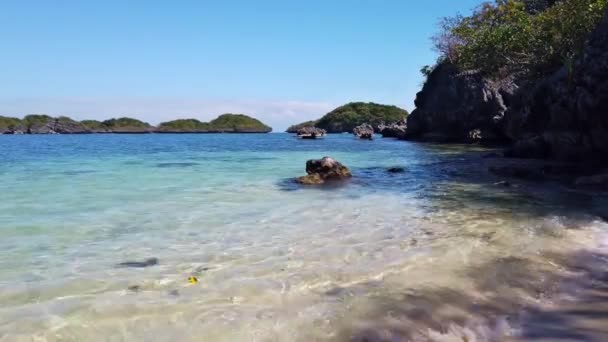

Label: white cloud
[0,97,338,132]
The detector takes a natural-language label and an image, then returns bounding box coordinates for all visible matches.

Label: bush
[434,0,607,78]
[0,116,23,130]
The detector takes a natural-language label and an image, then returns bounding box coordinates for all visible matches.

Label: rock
[296,126,326,139]
[489,165,545,181]
[575,173,608,190]
[128,285,141,292]
[504,7,608,163]
[297,156,352,185]
[28,117,91,134]
[116,257,159,268]
[504,135,549,159]
[378,120,407,139]
[405,62,516,143]
[295,173,324,185]
[353,123,374,140]
[306,157,352,179]
[404,6,608,162]
[387,167,406,173]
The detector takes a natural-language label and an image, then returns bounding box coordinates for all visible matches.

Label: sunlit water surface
[0,134,607,341]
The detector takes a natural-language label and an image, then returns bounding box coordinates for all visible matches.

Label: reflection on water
[0,134,607,341]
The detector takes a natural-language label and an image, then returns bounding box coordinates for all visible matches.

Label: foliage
[22,114,53,128]
[433,0,607,77]
[56,116,79,124]
[315,102,408,133]
[157,119,211,131]
[0,116,23,130]
[420,65,436,78]
[80,120,105,130]
[101,117,151,129]
[208,114,272,132]
[159,114,271,132]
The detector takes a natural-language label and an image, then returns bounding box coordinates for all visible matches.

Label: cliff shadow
[334,249,608,341]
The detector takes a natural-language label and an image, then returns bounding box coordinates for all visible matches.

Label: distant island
[0,114,272,134]
[286,102,408,133]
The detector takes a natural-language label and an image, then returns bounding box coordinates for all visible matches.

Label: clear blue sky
[0,0,481,130]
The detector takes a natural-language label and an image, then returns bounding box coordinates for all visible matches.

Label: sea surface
[1,134,607,341]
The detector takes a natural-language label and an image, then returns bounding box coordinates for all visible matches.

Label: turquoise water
[0,134,607,341]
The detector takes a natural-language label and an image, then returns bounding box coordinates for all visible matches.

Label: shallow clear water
[0,134,607,341]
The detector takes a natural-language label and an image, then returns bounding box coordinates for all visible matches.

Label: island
[286,102,408,133]
[157,114,272,133]
[0,114,272,134]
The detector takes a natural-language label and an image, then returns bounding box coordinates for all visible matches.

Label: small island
[286,102,408,133]
[0,113,272,134]
[158,114,272,133]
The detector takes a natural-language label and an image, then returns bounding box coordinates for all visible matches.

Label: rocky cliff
[407,7,608,164]
[504,7,608,163]
[406,63,516,144]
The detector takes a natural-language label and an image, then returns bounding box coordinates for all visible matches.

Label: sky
[0,0,481,131]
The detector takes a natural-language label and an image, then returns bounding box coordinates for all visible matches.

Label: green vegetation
[286,120,318,133]
[101,117,151,130]
[433,0,607,77]
[81,117,152,132]
[158,114,271,132]
[0,116,23,131]
[80,120,105,131]
[22,114,53,129]
[290,102,408,133]
[157,119,211,132]
[2,114,271,134]
[56,116,79,124]
[208,114,272,132]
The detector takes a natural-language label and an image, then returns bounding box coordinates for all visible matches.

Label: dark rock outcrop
[353,123,374,140]
[489,165,545,181]
[406,7,608,165]
[378,120,407,139]
[28,117,91,134]
[406,63,517,144]
[296,157,352,185]
[116,257,159,268]
[387,167,406,173]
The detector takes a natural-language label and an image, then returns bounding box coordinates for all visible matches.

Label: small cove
[0,133,607,341]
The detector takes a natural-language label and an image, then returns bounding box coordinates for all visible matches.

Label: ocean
[1,133,607,341]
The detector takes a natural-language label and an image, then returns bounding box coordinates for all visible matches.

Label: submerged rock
[353,123,374,140]
[387,167,406,173]
[296,173,324,185]
[489,165,545,181]
[116,257,159,268]
[296,156,352,185]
